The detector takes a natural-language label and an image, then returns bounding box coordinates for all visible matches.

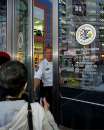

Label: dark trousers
[40,86,60,124]
[40,86,53,112]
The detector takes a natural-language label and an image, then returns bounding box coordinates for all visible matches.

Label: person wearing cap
[0,60,59,130]
[34,48,53,112]
[0,51,11,98]
[0,51,10,66]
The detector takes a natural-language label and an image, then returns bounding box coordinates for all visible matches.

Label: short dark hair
[0,60,27,97]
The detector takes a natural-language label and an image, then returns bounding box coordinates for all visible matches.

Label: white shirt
[0,100,59,130]
[34,59,53,86]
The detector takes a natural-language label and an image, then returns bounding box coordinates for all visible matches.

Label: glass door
[59,0,104,97]
[33,6,44,68]
[13,0,28,63]
[0,0,7,51]
[59,0,104,129]
[12,0,34,101]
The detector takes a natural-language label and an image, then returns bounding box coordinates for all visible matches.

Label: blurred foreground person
[0,60,59,130]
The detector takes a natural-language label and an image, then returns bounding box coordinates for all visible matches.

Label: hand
[40,97,50,110]
[59,78,64,84]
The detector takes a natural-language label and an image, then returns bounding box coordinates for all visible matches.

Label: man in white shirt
[34,48,53,112]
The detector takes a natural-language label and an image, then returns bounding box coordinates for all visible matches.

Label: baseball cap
[0,51,11,66]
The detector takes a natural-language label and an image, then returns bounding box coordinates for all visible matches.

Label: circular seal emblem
[76,24,96,45]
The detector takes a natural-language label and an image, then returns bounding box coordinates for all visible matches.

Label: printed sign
[76,24,96,45]
[17,32,23,49]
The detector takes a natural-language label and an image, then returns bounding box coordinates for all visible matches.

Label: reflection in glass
[59,0,104,92]
[0,0,7,50]
[33,6,44,68]
[14,0,28,63]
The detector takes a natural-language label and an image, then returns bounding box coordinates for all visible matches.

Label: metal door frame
[50,0,59,123]
[7,0,34,102]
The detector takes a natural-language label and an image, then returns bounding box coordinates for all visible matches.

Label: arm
[34,78,41,91]
[34,65,43,91]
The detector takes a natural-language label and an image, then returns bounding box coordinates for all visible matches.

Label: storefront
[59,0,104,129]
[3,0,104,128]
[0,0,57,106]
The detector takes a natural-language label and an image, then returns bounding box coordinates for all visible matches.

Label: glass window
[59,0,104,92]
[14,0,28,63]
[33,6,44,68]
[33,0,53,69]
[0,0,7,50]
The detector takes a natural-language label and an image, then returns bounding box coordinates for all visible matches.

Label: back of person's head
[0,60,27,98]
[0,51,11,66]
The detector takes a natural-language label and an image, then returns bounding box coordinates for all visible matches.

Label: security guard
[34,48,53,112]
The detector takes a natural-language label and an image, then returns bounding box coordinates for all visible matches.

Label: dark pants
[40,86,53,112]
[40,86,60,124]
